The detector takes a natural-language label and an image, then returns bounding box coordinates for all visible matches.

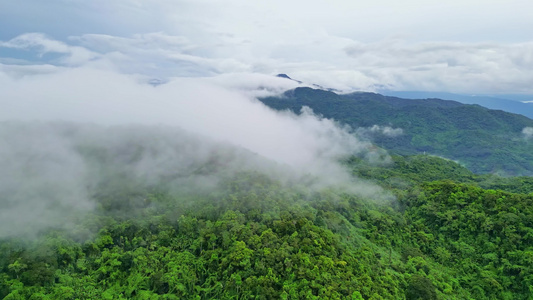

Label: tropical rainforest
[1,89,533,299]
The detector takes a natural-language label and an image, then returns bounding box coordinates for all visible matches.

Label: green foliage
[1,166,533,299]
[406,275,437,300]
[349,153,533,195]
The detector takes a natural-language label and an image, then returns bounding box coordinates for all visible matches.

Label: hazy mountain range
[381,91,533,120]
[259,86,533,176]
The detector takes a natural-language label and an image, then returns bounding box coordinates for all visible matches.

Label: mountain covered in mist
[1,89,533,299]
[259,87,533,176]
[1,122,533,299]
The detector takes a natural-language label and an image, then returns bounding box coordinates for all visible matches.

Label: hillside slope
[2,162,533,299]
[2,123,533,299]
[259,87,533,175]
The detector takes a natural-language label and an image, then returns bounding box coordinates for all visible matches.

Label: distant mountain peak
[276,73,303,84]
[276,73,292,80]
[275,74,342,93]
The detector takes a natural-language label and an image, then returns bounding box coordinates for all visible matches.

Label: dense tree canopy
[2,154,533,299]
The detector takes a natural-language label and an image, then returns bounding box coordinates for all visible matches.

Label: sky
[1,0,533,93]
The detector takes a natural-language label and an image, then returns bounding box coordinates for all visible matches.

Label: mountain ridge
[381,90,533,119]
[259,87,533,175]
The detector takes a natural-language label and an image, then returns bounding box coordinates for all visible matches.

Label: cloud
[0,122,268,238]
[5,32,533,94]
[0,33,99,66]
[356,125,404,138]
[0,120,388,239]
[343,40,533,93]
[523,127,533,140]
[70,33,252,77]
[0,66,367,168]
[0,62,393,237]
[2,0,533,93]
[0,123,93,238]
[0,63,64,78]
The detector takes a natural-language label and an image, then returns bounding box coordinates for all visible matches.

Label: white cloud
[375,126,404,138]
[0,64,378,173]
[3,0,533,94]
[356,125,404,138]
[0,33,99,65]
[523,127,533,140]
[0,63,64,78]
[4,1,533,43]
[343,40,533,93]
[0,62,393,237]
[0,123,93,238]
[7,32,533,94]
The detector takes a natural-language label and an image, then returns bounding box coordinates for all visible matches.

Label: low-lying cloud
[356,125,404,138]
[0,67,357,168]
[0,64,391,238]
[0,123,92,238]
[523,127,533,140]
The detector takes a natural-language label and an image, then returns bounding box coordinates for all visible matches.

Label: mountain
[276,73,301,83]
[381,91,533,120]
[2,122,533,299]
[2,151,533,299]
[259,87,533,176]
[276,74,342,93]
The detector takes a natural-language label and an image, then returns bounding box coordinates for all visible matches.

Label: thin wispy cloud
[357,125,404,138]
[1,1,533,93]
[523,127,533,140]
[343,40,533,93]
[1,33,99,66]
[3,33,533,94]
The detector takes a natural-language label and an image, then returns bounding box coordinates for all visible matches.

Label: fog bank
[1,68,392,238]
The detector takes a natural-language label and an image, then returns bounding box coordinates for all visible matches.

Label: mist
[523,127,533,140]
[356,125,404,138]
[0,67,392,238]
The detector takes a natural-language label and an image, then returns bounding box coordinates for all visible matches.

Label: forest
[1,122,533,299]
[259,87,533,176]
[3,0,533,299]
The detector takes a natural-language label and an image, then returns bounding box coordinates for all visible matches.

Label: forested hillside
[259,87,533,176]
[3,0,533,299]
[1,123,533,299]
